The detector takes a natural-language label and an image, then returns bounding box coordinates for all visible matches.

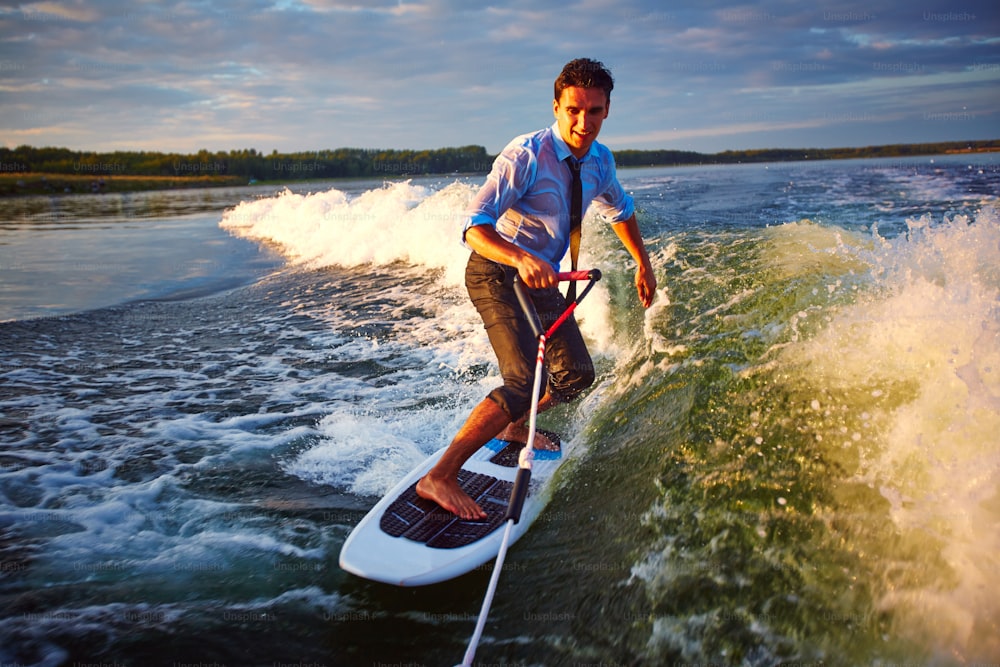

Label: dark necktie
[566,156,582,302]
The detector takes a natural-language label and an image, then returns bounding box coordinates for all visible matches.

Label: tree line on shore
[0,146,494,181]
[1,140,997,183]
[614,138,999,167]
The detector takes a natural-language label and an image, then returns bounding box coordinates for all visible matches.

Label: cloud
[608,118,831,147]
[19,1,101,22]
[1,0,997,153]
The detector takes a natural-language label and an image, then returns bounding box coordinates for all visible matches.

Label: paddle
[458,269,601,667]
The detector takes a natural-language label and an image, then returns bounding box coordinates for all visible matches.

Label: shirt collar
[550,121,597,164]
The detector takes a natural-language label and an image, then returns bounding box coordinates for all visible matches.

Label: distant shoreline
[0,173,246,197]
[1,139,997,198]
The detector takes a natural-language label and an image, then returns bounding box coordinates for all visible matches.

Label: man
[417,58,657,520]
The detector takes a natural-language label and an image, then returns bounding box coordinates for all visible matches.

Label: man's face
[553,86,610,158]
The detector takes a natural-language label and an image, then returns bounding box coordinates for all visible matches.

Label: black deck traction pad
[488,429,563,467]
[379,469,516,549]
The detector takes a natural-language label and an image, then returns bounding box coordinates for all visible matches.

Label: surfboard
[338,431,564,587]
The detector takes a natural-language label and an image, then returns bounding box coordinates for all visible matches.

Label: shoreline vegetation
[1,139,997,197]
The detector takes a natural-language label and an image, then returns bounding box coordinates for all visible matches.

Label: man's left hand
[636,262,656,308]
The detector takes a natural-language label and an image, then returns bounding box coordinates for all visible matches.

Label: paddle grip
[503,468,532,524]
[557,269,602,283]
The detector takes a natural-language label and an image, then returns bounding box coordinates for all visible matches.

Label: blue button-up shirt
[462,122,635,269]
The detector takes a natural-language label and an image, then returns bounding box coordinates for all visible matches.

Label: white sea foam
[282,409,447,497]
[221,180,476,287]
[220,179,619,345]
[788,207,1000,659]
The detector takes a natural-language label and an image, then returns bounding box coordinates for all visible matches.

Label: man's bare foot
[498,422,559,451]
[416,473,488,521]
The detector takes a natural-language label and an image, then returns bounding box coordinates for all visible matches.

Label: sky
[1,0,998,155]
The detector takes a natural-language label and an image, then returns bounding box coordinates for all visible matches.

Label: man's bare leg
[416,392,560,519]
[497,392,560,451]
[416,397,509,520]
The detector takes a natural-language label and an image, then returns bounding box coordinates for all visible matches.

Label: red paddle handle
[557,270,599,282]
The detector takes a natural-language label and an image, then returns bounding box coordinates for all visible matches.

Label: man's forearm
[612,215,653,269]
[612,214,657,307]
[465,224,528,267]
[465,224,557,288]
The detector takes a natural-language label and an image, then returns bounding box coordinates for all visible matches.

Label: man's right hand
[466,225,557,289]
[515,252,558,289]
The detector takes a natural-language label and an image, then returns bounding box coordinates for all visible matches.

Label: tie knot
[565,156,580,172]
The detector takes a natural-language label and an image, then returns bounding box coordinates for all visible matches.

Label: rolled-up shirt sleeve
[592,159,635,223]
[461,141,536,245]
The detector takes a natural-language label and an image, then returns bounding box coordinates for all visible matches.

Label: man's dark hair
[554,58,614,103]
